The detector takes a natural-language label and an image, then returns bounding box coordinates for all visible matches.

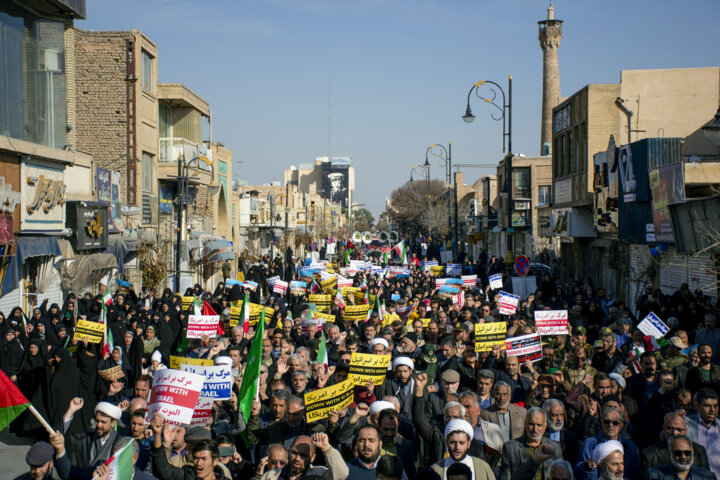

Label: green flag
[237,308,265,440]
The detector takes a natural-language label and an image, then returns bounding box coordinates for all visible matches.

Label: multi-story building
[0,0,96,312]
[285,156,355,211]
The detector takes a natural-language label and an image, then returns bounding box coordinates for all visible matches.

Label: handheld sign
[273,280,288,295]
[169,356,214,370]
[446,264,462,276]
[304,378,354,423]
[73,319,105,343]
[462,275,477,288]
[506,333,542,362]
[497,291,520,316]
[489,274,503,290]
[187,315,220,339]
[475,322,507,352]
[189,398,214,427]
[145,369,204,425]
[180,364,232,400]
[515,255,530,276]
[534,310,569,335]
[348,353,391,386]
[638,312,670,339]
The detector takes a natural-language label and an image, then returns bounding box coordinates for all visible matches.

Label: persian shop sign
[21,162,66,231]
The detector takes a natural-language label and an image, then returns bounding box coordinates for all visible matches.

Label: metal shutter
[687,253,717,302]
[659,250,687,297]
[0,287,21,317]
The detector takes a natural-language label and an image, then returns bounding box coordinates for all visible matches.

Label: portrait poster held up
[475,322,507,352]
[144,369,204,425]
[304,378,355,423]
[348,353,391,386]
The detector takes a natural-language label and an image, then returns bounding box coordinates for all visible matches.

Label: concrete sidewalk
[0,429,34,479]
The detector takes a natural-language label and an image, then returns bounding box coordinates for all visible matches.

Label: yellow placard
[321,276,337,292]
[353,290,367,304]
[309,294,332,313]
[229,306,242,327]
[407,317,431,328]
[312,311,336,323]
[344,304,370,322]
[182,296,195,311]
[475,322,507,352]
[430,265,445,276]
[169,355,214,369]
[348,353,391,386]
[73,319,104,343]
[304,378,354,423]
[98,365,125,382]
[248,302,275,326]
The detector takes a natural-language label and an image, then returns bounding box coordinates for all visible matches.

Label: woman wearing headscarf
[2,328,24,380]
[75,341,101,432]
[16,338,51,438]
[47,346,84,433]
[60,297,77,329]
[141,325,161,365]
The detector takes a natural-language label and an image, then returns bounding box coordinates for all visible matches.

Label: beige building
[285,156,355,212]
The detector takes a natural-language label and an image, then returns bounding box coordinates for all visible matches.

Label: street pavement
[0,429,34,479]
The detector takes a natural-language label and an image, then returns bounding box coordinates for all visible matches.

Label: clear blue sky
[80,0,719,218]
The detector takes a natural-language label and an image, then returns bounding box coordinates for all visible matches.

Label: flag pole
[27,404,55,436]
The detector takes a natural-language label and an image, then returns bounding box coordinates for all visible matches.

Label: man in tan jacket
[260,433,348,480]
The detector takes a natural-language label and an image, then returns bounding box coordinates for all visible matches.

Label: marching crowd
[3,250,720,480]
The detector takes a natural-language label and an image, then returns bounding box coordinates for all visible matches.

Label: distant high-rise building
[538,3,563,156]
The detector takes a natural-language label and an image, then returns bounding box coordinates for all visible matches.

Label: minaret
[538,3,563,155]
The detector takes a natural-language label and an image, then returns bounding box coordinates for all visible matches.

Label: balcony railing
[158,137,212,172]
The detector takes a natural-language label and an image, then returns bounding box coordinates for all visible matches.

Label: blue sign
[95,167,111,203]
[159,185,175,214]
[446,263,462,276]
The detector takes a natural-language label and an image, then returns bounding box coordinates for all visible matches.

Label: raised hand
[311,432,331,452]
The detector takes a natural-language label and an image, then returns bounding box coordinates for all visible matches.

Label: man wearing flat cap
[12,440,61,480]
[60,398,124,469]
[430,419,495,480]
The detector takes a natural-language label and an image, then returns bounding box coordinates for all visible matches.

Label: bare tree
[421,203,449,237]
[386,179,446,234]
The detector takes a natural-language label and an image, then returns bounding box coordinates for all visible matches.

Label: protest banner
[189,398,214,427]
[312,311,336,323]
[273,280,288,295]
[534,310,569,335]
[349,260,366,272]
[169,356,214,370]
[349,353,391,386]
[290,281,307,295]
[489,274,503,290]
[429,265,445,276]
[638,312,670,339]
[396,303,416,319]
[309,294,332,313]
[266,276,280,288]
[73,319,105,343]
[446,263,462,276]
[187,315,220,339]
[229,306,242,327]
[321,276,337,292]
[241,302,274,326]
[462,275,477,288]
[145,369,204,425]
[407,317,432,328]
[436,278,447,287]
[506,333,542,362]
[475,322,507,352]
[182,296,195,310]
[243,281,258,292]
[98,366,125,382]
[497,291,520,315]
[344,304,370,322]
[353,290,366,304]
[180,364,232,400]
[304,378,354,423]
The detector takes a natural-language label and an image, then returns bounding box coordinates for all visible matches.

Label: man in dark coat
[498,407,562,480]
[60,398,124,469]
[641,413,709,470]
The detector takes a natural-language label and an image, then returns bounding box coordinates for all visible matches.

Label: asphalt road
[0,429,34,479]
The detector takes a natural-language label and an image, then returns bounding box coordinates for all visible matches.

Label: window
[141,49,153,93]
[0,3,66,148]
[142,152,153,193]
[513,167,531,199]
[538,185,551,206]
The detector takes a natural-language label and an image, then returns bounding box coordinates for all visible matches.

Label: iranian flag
[393,241,407,265]
[103,437,134,480]
[334,289,345,309]
[369,295,382,322]
[0,369,31,432]
[240,292,250,335]
[316,331,328,369]
[102,292,113,306]
[100,303,111,357]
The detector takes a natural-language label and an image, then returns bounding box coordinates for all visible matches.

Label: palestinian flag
[102,292,113,306]
[240,292,250,335]
[393,241,407,265]
[316,331,328,369]
[0,369,30,432]
[103,433,134,479]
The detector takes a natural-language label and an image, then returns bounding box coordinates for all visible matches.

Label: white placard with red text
[189,397,214,427]
[145,369,204,425]
[273,280,288,295]
[534,310,569,335]
[187,315,220,339]
[497,291,520,315]
[462,275,477,288]
[505,333,542,363]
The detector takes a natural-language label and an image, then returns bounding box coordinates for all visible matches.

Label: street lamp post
[410,164,430,209]
[462,75,513,258]
[425,143,453,250]
[174,153,220,293]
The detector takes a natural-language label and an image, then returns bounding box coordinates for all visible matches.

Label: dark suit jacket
[480,403,527,441]
[375,378,416,419]
[499,436,562,480]
[545,429,578,463]
[641,440,709,470]
[648,465,716,480]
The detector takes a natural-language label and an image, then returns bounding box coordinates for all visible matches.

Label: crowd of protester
[3,250,720,480]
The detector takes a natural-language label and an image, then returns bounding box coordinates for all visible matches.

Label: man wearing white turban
[375,356,416,419]
[60,397,124,468]
[430,418,495,480]
[592,440,624,480]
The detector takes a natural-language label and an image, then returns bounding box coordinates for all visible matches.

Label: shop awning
[106,236,141,274]
[209,251,234,262]
[61,253,119,294]
[17,237,61,262]
[57,239,75,260]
